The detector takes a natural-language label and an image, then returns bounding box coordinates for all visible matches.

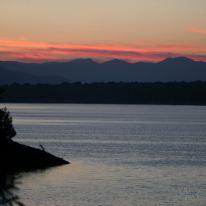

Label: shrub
[0,107,16,142]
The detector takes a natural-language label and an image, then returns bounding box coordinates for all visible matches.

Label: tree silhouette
[0,173,24,206]
[0,107,16,142]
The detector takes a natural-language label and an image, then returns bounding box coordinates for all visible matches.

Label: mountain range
[0,57,206,84]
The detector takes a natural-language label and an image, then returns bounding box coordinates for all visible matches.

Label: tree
[0,107,16,142]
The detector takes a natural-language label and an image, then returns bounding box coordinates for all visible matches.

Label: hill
[0,57,206,83]
[0,66,66,84]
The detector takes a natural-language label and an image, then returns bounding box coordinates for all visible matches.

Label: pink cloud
[0,38,206,63]
[186,27,206,36]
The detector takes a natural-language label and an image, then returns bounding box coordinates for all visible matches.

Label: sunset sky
[0,0,206,62]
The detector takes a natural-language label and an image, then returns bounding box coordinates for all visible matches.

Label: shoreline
[1,101,206,107]
[0,140,69,173]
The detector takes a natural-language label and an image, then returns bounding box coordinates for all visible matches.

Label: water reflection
[0,172,24,206]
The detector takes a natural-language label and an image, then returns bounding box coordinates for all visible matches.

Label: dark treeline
[0,81,206,105]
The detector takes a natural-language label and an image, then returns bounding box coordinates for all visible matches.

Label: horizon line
[0,56,206,64]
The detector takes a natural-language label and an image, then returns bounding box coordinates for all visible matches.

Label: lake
[1,103,206,206]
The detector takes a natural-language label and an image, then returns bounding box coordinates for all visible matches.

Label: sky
[0,0,206,62]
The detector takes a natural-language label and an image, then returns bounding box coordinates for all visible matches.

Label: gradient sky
[0,0,206,62]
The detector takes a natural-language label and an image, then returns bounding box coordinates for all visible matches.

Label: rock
[0,140,69,173]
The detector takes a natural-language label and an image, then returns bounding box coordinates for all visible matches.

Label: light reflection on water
[17,162,206,206]
[1,103,206,206]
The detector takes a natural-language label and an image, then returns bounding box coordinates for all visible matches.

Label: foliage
[0,173,24,206]
[1,81,206,105]
[0,107,16,142]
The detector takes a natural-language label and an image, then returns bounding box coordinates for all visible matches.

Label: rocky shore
[0,139,69,173]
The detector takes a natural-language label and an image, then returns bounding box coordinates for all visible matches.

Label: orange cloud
[0,38,206,63]
[186,27,206,36]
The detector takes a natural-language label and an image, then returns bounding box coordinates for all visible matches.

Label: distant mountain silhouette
[0,66,66,84]
[0,57,206,84]
[160,57,194,64]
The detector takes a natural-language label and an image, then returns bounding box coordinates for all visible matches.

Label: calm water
[1,103,206,206]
